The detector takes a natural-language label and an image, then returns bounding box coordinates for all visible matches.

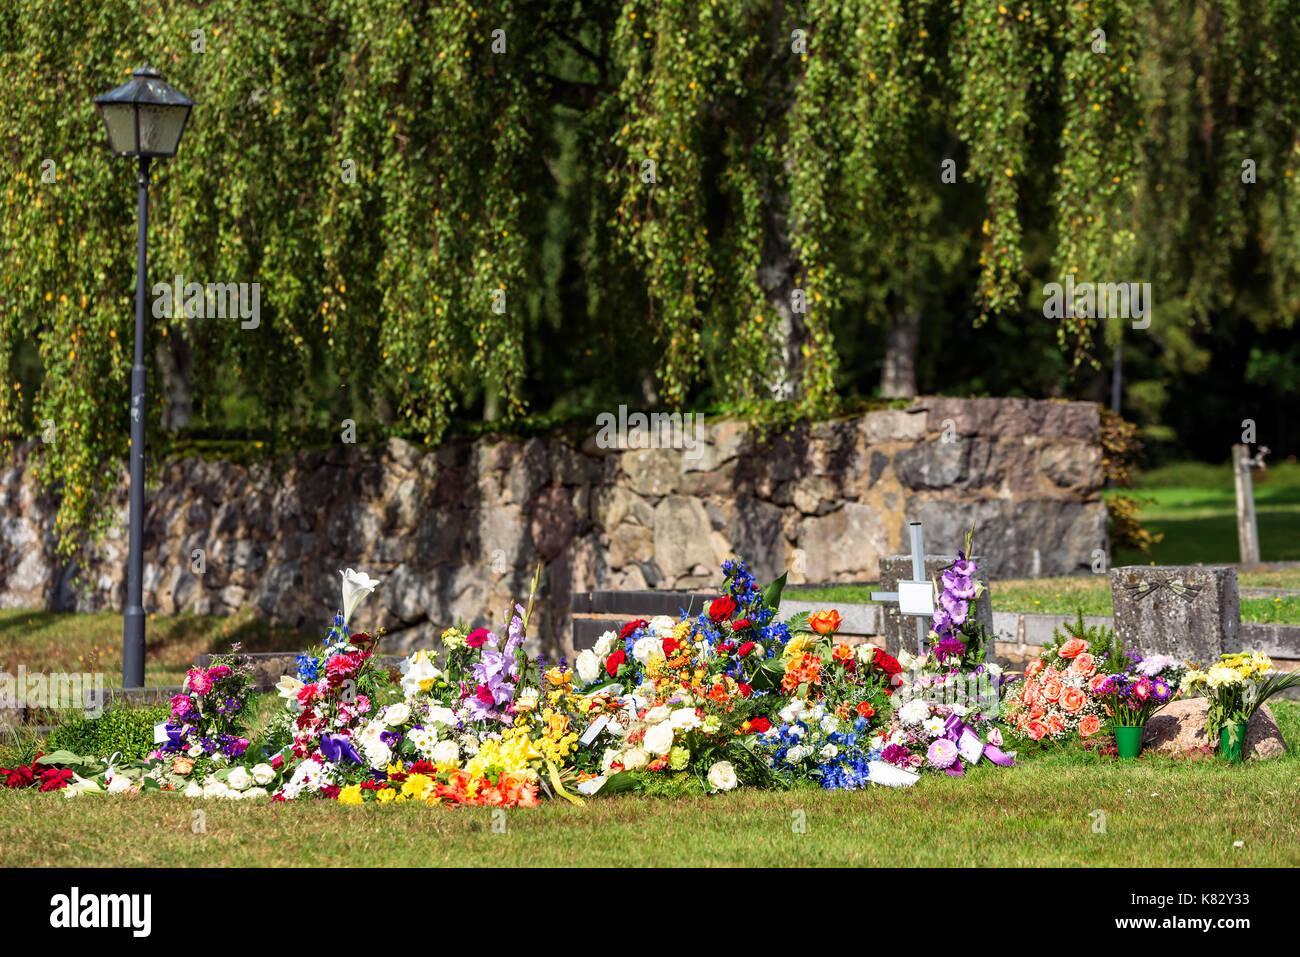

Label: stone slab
[1110,565,1239,661]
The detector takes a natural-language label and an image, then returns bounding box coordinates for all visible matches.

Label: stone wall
[0,397,1106,656]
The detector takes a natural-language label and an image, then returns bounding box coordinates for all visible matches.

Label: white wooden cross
[871,522,934,656]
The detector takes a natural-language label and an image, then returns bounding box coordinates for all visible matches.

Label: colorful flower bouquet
[873,544,1015,779]
[1093,653,1186,758]
[1181,652,1300,762]
[1002,613,1120,744]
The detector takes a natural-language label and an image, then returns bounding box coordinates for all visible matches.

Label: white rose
[819,744,838,760]
[251,763,276,786]
[648,615,677,638]
[426,706,458,727]
[226,766,253,791]
[645,705,671,724]
[594,630,617,658]
[985,662,1003,677]
[183,781,203,799]
[622,747,649,771]
[820,716,838,734]
[241,787,269,801]
[576,649,601,685]
[856,644,879,665]
[384,703,411,726]
[632,634,660,666]
[364,741,392,770]
[706,760,738,792]
[107,774,132,794]
[431,740,460,765]
[643,722,674,756]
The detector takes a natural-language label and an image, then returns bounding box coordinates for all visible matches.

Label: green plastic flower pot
[1219,721,1249,764]
[1115,725,1144,760]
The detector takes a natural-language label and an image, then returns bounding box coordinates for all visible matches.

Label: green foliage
[1042,608,1121,663]
[8,0,1300,554]
[44,703,170,761]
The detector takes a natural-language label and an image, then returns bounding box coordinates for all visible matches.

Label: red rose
[349,632,375,648]
[619,619,648,641]
[731,618,752,631]
[737,641,756,657]
[408,760,437,775]
[605,649,626,677]
[3,765,34,788]
[874,652,902,675]
[662,636,681,657]
[737,683,752,697]
[749,717,770,733]
[708,596,737,623]
[466,628,492,648]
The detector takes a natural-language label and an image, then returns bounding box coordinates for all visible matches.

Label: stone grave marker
[1109,564,1239,661]
[877,543,992,658]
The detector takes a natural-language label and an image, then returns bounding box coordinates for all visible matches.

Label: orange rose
[1041,678,1063,702]
[1021,682,1040,706]
[1089,674,1111,693]
[1025,660,1045,679]
[1027,720,1049,741]
[1059,638,1089,659]
[1047,713,1066,734]
[173,756,194,775]
[1030,702,1046,720]
[1077,715,1102,737]
[809,609,843,635]
[1070,653,1096,677]
[1060,687,1086,713]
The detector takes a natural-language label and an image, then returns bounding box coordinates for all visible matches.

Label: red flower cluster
[605,649,627,677]
[0,755,72,792]
[466,628,493,648]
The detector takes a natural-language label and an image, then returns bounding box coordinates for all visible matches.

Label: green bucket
[1219,721,1249,764]
[1115,725,1144,760]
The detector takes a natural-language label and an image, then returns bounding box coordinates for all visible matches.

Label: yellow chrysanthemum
[338,784,364,806]
[376,787,396,803]
[785,635,813,658]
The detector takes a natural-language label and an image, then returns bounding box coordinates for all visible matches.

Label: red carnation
[320,785,341,799]
[708,596,737,623]
[619,619,648,641]
[605,649,626,677]
[466,628,492,648]
[737,641,756,657]
[737,683,752,698]
[3,765,35,789]
[475,683,496,705]
[731,618,752,631]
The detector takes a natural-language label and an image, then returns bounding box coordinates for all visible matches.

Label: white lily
[62,772,104,799]
[275,674,303,700]
[339,568,381,627]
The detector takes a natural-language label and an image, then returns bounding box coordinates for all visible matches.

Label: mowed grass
[1113,460,1300,566]
[0,609,308,687]
[3,699,1298,867]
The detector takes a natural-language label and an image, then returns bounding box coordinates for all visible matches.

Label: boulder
[1143,698,1287,760]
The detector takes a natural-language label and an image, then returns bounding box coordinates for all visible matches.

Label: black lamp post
[93,65,194,689]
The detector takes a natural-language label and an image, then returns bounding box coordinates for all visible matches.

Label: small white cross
[871,522,934,656]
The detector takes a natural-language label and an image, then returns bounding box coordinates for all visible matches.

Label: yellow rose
[784,634,812,658]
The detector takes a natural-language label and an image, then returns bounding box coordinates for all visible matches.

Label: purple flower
[934,637,967,664]
[881,744,911,768]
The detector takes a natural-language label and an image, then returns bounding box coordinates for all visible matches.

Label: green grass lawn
[0,608,307,687]
[1112,460,1300,566]
[3,699,1297,867]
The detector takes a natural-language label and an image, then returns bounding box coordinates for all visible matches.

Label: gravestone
[1109,565,1239,662]
[878,554,992,658]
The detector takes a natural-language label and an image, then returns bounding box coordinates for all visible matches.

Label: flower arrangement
[157,651,255,773]
[1002,612,1120,743]
[1094,653,1186,727]
[1181,652,1300,756]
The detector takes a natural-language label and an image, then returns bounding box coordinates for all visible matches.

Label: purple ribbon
[943,713,1018,771]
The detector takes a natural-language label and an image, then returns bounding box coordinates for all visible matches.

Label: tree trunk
[880,309,920,398]
[154,331,193,432]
